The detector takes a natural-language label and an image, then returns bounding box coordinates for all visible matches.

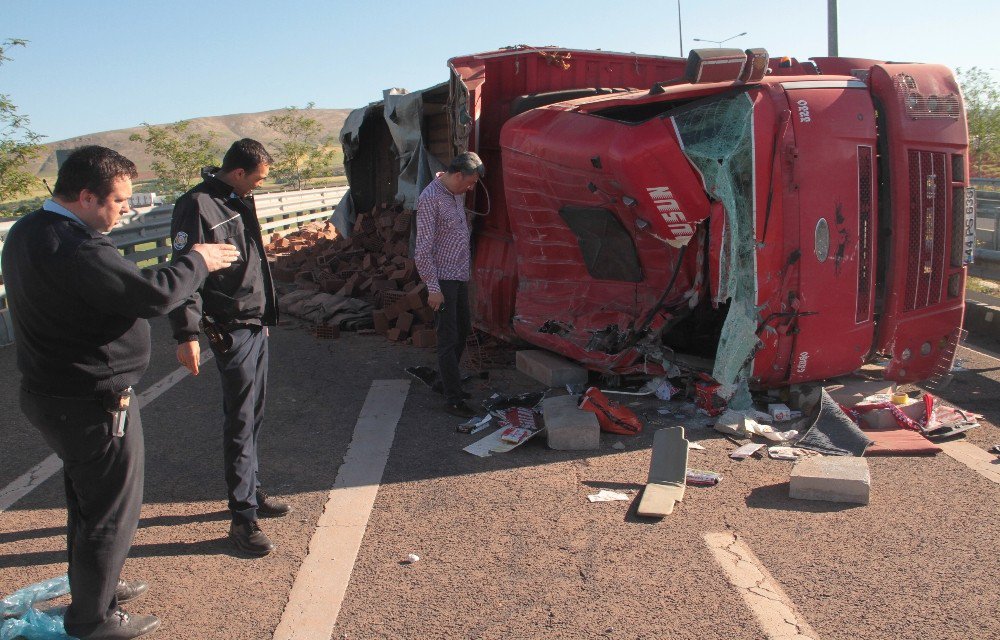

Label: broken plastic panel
[671,93,758,409]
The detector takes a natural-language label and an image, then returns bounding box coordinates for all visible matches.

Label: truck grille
[856,146,873,323]
[904,150,947,311]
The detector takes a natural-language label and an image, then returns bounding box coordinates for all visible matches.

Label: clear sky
[2,0,997,142]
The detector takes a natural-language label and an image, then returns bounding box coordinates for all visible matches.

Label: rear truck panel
[774,79,880,384]
[868,64,968,383]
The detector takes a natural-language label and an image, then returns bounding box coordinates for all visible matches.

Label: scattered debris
[266,210,440,343]
[714,409,798,443]
[401,553,420,564]
[767,446,817,461]
[587,489,631,502]
[688,442,706,451]
[637,427,688,517]
[464,405,544,457]
[685,470,722,486]
[796,389,872,456]
[457,415,492,435]
[729,443,764,460]
[580,387,643,435]
[0,574,69,638]
[612,441,626,450]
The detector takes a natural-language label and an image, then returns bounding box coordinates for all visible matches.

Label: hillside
[29,108,354,180]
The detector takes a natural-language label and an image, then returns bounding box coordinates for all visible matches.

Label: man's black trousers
[436,280,471,403]
[212,325,268,525]
[19,388,143,635]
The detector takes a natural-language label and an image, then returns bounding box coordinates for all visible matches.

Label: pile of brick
[264,208,437,347]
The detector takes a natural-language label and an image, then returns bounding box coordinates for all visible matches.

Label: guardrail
[0,186,347,344]
[972,177,1000,191]
[974,190,1000,251]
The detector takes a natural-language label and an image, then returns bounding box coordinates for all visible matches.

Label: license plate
[964,187,976,265]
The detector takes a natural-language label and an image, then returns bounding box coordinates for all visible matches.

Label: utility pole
[828,0,839,56]
[678,0,684,57]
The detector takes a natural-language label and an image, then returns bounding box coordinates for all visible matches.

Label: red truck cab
[344,46,970,393]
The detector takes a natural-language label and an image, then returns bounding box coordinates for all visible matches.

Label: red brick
[412,329,437,348]
[396,311,415,333]
[372,311,390,335]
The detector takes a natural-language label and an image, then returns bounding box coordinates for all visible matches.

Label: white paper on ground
[587,489,631,502]
[689,442,706,450]
[730,443,763,459]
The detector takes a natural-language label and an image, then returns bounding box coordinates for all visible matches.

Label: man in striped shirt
[414,153,485,418]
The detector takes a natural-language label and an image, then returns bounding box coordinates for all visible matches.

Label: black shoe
[115,579,148,604]
[228,521,274,556]
[73,609,160,639]
[444,401,476,419]
[256,488,292,517]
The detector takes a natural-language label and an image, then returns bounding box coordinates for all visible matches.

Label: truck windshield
[671,92,758,408]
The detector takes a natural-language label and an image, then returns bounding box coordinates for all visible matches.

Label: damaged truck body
[338,46,972,400]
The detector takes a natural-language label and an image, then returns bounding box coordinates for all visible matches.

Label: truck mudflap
[868,64,968,382]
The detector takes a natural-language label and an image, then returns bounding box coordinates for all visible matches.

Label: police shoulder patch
[173,231,189,250]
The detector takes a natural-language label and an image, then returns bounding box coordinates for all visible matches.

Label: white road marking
[0,351,214,515]
[273,379,410,640]
[704,531,820,640]
[957,343,1000,363]
[0,454,62,514]
[938,440,1000,484]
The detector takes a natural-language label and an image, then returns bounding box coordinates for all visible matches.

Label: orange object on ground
[860,425,941,456]
[579,387,642,435]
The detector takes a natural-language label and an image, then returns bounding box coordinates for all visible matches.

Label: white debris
[587,489,631,502]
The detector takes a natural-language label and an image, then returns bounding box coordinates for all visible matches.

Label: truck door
[781,80,878,383]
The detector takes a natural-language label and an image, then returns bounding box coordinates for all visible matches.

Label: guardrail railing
[0,186,347,344]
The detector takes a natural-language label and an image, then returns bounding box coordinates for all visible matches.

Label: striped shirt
[414,175,471,294]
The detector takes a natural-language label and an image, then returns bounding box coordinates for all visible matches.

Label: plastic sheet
[1,575,71,640]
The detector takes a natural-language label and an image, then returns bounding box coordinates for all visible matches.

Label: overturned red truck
[337,46,973,401]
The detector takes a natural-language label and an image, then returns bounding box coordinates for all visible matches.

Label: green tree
[957,67,1000,177]
[129,121,220,199]
[0,39,44,202]
[262,103,337,189]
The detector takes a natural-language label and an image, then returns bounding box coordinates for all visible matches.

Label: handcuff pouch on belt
[102,387,132,437]
[200,315,234,353]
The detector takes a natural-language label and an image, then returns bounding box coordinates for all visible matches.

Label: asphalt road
[1,318,997,640]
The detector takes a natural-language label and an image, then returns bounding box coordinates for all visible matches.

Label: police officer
[3,146,239,639]
[168,139,289,557]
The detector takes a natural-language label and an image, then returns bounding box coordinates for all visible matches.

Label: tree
[129,121,220,199]
[262,103,338,189]
[957,67,1000,177]
[0,39,44,202]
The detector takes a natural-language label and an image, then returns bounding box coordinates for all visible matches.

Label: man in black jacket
[168,139,289,557]
[2,146,238,640]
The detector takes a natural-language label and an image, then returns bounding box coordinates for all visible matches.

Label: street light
[692,32,748,48]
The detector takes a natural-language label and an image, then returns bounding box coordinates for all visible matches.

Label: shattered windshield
[671,92,758,407]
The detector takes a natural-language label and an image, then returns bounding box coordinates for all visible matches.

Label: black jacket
[2,209,209,396]
[168,168,278,342]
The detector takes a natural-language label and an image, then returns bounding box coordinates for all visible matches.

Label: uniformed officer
[2,146,239,639]
[168,139,290,557]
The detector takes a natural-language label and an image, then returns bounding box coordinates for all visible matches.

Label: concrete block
[543,395,599,450]
[789,457,870,505]
[516,349,588,388]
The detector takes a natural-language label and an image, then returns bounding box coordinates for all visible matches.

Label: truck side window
[558,206,643,282]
